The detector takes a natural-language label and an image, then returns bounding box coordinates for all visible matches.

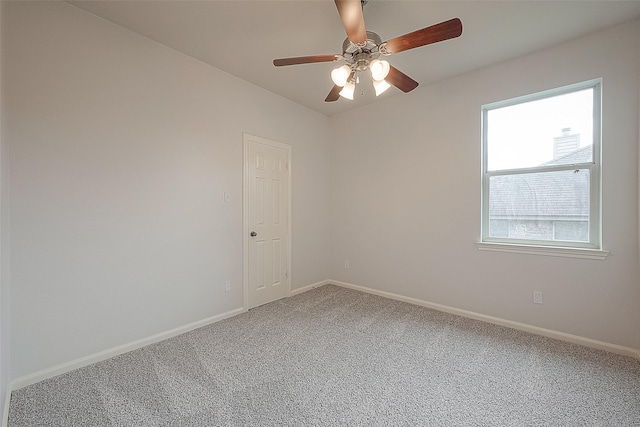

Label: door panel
[244,135,290,309]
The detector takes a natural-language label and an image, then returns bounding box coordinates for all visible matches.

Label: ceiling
[67,1,640,117]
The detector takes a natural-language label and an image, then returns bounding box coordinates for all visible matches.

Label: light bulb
[373,79,391,96]
[339,80,355,100]
[370,59,390,81]
[331,65,351,87]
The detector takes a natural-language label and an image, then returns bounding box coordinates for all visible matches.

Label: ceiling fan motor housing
[342,31,385,72]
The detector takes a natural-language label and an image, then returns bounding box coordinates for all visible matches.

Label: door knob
[250,231,257,237]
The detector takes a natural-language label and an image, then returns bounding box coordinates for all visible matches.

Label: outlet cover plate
[533,291,543,304]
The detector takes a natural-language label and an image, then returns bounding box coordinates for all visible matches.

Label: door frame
[242,133,292,311]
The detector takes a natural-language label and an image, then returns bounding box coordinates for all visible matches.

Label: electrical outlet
[344,260,350,269]
[533,291,543,304]
[225,280,231,293]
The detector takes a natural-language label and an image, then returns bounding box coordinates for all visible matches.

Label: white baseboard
[328,280,640,360]
[10,307,245,392]
[1,384,9,427]
[290,279,330,296]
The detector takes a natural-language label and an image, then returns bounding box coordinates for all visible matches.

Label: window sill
[476,242,609,260]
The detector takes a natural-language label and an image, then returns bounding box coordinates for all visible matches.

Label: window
[481,80,602,251]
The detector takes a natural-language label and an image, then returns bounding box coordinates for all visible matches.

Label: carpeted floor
[8,284,640,426]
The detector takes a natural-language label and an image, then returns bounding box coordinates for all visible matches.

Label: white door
[243,134,291,309]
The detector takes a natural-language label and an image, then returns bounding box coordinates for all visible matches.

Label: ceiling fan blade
[273,55,339,67]
[334,0,367,44]
[386,66,419,93]
[325,85,342,102]
[383,18,462,55]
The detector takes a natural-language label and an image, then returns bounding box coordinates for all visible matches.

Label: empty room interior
[1,0,640,425]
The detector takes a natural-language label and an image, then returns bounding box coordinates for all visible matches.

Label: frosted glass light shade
[339,80,355,100]
[331,65,351,87]
[373,79,391,96]
[370,59,390,81]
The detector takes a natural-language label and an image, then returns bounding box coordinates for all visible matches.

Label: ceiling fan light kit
[339,80,356,100]
[273,0,462,103]
[331,64,352,87]
[369,59,390,81]
[373,79,391,96]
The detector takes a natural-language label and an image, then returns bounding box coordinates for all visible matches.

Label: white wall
[3,0,639,387]
[5,1,330,378]
[0,0,10,418]
[329,19,640,350]
[637,15,640,357]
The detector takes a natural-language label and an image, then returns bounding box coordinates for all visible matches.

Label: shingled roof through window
[489,146,592,219]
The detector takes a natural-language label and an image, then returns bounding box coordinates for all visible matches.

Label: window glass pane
[554,221,589,242]
[489,169,590,242]
[487,89,593,171]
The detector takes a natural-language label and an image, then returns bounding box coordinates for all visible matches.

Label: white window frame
[479,79,608,259]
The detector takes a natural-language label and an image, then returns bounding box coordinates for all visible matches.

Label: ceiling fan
[273,0,463,102]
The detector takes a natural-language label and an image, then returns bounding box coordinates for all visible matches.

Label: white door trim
[242,133,292,311]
